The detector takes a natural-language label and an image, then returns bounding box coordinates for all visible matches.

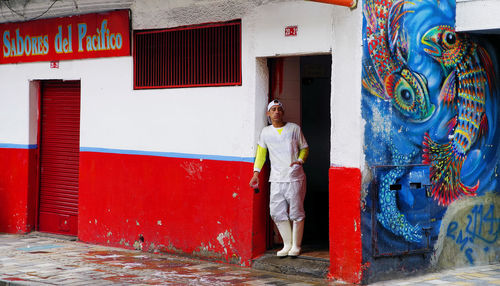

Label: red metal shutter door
[38,81,81,236]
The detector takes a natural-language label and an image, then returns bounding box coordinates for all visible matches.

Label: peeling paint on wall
[181,161,203,180]
[217,230,236,255]
[119,238,130,247]
[133,240,143,250]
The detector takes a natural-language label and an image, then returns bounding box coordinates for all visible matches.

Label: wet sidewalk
[0,233,334,285]
[370,264,500,285]
[0,233,499,285]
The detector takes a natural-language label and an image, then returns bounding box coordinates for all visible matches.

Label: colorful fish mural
[421,26,495,205]
[362,0,499,275]
[363,0,436,243]
[363,0,435,122]
[376,146,423,243]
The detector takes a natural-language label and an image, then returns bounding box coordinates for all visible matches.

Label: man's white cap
[267,99,284,111]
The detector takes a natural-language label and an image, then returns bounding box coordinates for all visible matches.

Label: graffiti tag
[446,204,500,264]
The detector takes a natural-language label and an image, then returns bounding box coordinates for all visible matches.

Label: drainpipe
[307,0,357,8]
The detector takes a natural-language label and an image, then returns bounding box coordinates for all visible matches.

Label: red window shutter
[134,20,241,89]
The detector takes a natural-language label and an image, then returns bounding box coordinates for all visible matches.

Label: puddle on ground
[25,251,50,254]
[17,244,63,252]
[78,250,264,285]
[83,250,194,270]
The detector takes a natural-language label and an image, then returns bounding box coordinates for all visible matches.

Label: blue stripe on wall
[0,143,37,149]
[80,147,255,163]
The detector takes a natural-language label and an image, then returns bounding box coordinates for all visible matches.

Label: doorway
[37,80,81,236]
[267,55,331,256]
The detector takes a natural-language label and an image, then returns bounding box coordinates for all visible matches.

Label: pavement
[370,264,500,286]
[0,233,498,285]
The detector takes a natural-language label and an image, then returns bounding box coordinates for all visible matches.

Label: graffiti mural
[446,204,499,263]
[421,26,495,206]
[361,0,500,279]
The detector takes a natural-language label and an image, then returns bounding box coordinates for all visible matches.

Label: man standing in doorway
[249,99,309,257]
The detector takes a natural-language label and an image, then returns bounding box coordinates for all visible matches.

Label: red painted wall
[79,151,267,266]
[329,166,362,284]
[0,148,37,234]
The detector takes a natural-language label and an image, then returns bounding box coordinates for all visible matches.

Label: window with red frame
[134,20,241,89]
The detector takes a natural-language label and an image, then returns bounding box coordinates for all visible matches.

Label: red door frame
[34,81,42,232]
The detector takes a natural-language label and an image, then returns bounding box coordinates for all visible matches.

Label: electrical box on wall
[371,164,443,258]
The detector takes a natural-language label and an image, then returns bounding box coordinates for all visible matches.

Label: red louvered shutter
[38,81,81,236]
[133,19,241,89]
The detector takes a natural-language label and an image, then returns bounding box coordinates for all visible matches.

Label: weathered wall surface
[328,3,364,284]
[361,0,500,283]
[433,193,499,268]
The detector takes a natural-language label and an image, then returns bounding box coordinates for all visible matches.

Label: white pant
[270,180,306,222]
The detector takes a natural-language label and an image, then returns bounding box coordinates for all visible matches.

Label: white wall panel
[456,0,500,32]
[250,2,334,57]
[80,57,253,157]
[330,5,364,169]
[0,56,252,158]
[0,71,30,145]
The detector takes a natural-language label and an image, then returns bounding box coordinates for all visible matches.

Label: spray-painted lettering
[446,204,499,264]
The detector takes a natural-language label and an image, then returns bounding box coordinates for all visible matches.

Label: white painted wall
[0,57,253,157]
[0,72,32,145]
[0,0,355,162]
[250,1,334,57]
[330,5,364,169]
[456,0,500,32]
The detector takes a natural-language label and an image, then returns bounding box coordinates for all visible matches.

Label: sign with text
[0,10,130,64]
[50,61,59,68]
[285,25,298,37]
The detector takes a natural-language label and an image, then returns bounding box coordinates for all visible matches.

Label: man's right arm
[253,145,267,172]
[249,145,267,188]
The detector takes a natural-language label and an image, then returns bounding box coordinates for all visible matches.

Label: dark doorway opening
[267,55,331,258]
[300,55,331,251]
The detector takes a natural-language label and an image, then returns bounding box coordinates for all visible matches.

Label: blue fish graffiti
[363,0,499,247]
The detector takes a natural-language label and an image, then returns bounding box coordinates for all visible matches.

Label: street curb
[0,277,47,286]
[0,279,46,286]
[0,280,25,286]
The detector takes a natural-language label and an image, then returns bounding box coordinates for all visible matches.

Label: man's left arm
[291,147,309,166]
[291,126,309,166]
[298,147,309,163]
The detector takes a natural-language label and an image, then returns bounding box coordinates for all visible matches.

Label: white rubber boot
[275,220,292,257]
[288,220,304,256]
